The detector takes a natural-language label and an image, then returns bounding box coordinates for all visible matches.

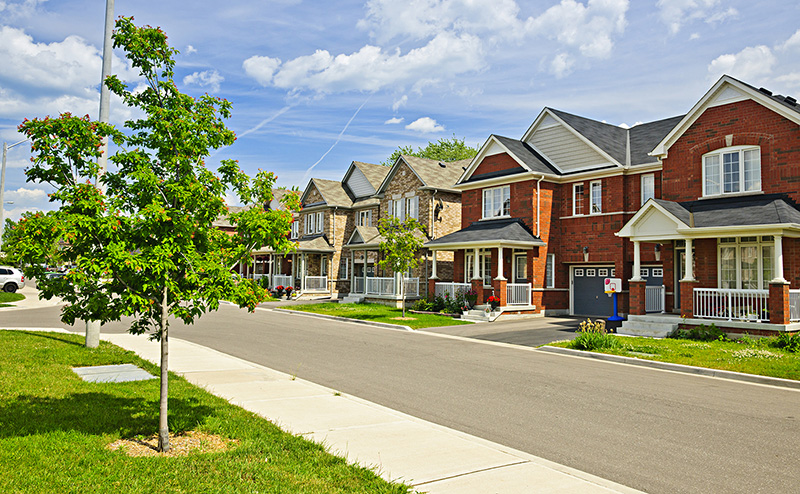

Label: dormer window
[702,146,761,197]
[482,186,510,219]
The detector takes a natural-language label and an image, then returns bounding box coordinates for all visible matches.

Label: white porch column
[682,238,695,281]
[363,249,367,291]
[301,254,307,291]
[430,250,438,279]
[351,250,355,288]
[772,234,788,283]
[472,247,481,280]
[631,241,642,281]
[495,246,506,280]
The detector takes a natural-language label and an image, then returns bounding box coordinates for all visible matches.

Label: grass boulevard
[0,330,410,493]
[283,302,473,330]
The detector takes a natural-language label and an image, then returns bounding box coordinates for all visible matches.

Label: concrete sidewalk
[0,283,62,311]
[103,332,643,494]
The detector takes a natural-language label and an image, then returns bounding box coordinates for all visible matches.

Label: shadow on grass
[18,331,85,347]
[0,392,214,438]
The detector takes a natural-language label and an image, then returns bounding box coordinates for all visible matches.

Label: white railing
[253,273,270,284]
[693,288,768,322]
[403,277,420,297]
[272,275,292,289]
[645,285,665,313]
[367,277,395,295]
[435,282,471,300]
[353,277,365,294]
[304,276,328,292]
[506,283,531,306]
[790,289,800,322]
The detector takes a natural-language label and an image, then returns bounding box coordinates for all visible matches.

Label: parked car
[0,266,25,293]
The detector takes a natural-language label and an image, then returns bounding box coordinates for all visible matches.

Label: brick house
[426,104,683,320]
[618,75,800,335]
[343,155,466,304]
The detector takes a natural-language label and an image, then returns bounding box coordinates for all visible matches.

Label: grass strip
[0,292,25,307]
[0,330,410,493]
[286,302,472,329]
[547,336,800,381]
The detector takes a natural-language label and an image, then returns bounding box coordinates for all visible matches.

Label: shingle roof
[352,161,390,191]
[346,226,385,247]
[735,77,800,118]
[426,218,544,247]
[402,155,468,191]
[492,135,560,175]
[296,234,335,253]
[310,179,353,208]
[654,194,800,228]
[629,115,685,165]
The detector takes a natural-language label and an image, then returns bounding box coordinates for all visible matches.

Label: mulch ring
[107,430,237,457]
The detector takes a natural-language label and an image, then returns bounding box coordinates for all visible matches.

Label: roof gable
[651,75,800,157]
[301,178,353,208]
[616,199,689,240]
[377,155,465,194]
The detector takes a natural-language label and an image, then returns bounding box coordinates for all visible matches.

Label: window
[321,255,328,276]
[405,196,419,220]
[640,268,649,277]
[290,221,299,239]
[586,268,596,277]
[514,255,527,281]
[703,147,761,197]
[357,210,371,227]
[652,268,663,277]
[482,186,510,219]
[545,254,555,288]
[305,212,324,234]
[590,181,602,214]
[465,251,492,286]
[339,258,349,279]
[610,268,615,277]
[598,268,608,277]
[316,212,324,233]
[389,199,404,221]
[305,214,314,235]
[574,268,584,277]
[641,174,655,205]
[717,236,773,289]
[573,183,585,215]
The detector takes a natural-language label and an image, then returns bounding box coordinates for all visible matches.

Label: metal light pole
[0,139,28,252]
[84,0,115,348]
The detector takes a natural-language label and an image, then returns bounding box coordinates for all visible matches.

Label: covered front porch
[619,196,800,335]
[425,218,545,319]
[295,234,334,297]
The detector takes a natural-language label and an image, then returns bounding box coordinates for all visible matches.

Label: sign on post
[604,277,622,294]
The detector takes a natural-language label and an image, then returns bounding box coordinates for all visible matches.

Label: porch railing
[366,277,395,295]
[506,283,531,306]
[693,288,768,322]
[272,274,292,289]
[352,277,365,294]
[645,285,665,313]
[790,289,800,322]
[304,276,328,292]
[403,277,420,297]
[435,282,471,300]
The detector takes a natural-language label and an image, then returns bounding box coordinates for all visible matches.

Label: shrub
[773,332,800,353]
[258,277,271,289]
[671,323,727,342]
[431,294,445,312]
[412,299,433,311]
[569,318,619,351]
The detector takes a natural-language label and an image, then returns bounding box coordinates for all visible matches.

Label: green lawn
[0,330,410,494]
[285,302,473,329]
[548,335,800,381]
[0,292,25,307]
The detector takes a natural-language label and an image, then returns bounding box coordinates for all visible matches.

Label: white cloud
[384,117,404,124]
[6,187,47,202]
[780,29,800,52]
[707,45,776,84]
[2,205,44,222]
[0,0,46,19]
[182,70,224,93]
[550,52,574,78]
[242,55,282,86]
[689,33,700,40]
[775,73,800,89]
[186,44,198,54]
[656,0,736,35]
[392,95,407,111]
[405,116,444,133]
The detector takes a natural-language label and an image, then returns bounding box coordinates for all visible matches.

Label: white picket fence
[506,283,531,306]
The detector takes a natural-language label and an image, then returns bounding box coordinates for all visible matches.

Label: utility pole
[0,139,28,252]
[85,0,115,349]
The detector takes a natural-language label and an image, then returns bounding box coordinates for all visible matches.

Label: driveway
[421,315,581,347]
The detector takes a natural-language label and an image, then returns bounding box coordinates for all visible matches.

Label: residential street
[5,304,799,494]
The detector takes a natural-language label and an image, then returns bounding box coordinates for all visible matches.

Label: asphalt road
[5,304,799,494]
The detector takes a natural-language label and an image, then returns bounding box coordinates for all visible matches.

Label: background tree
[381,134,479,166]
[17,17,298,453]
[378,216,425,317]
[2,212,66,268]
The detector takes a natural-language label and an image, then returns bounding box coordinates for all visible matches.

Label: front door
[514,254,527,284]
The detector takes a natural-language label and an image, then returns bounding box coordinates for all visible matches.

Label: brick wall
[473,152,523,175]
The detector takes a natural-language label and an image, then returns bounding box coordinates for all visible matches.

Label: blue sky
[1,0,799,221]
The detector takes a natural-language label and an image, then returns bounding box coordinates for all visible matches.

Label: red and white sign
[604,277,622,293]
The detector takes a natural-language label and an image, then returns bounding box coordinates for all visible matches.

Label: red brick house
[618,75,800,335]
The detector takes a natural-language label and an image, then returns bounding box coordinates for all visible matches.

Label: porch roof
[296,234,335,253]
[344,226,385,249]
[425,217,545,250]
[618,194,800,241]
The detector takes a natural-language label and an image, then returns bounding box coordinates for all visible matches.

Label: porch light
[583,246,589,262]
[655,244,661,261]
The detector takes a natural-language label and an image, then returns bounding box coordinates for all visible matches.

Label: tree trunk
[157,284,170,453]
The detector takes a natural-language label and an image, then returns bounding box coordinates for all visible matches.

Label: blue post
[608,292,623,321]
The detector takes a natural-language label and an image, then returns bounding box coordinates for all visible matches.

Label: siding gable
[525,123,610,172]
[345,166,375,198]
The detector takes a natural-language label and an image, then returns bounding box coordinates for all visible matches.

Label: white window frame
[587,268,596,277]
[641,174,655,205]
[391,199,405,221]
[573,183,585,216]
[514,254,527,282]
[482,185,511,219]
[305,214,314,235]
[405,196,419,220]
[321,255,328,276]
[590,181,602,214]
[465,250,493,287]
[652,268,663,277]
[598,268,608,277]
[702,146,761,197]
[357,210,372,227]
[339,257,349,279]
[545,254,555,288]
[290,221,299,239]
[640,268,649,277]
[315,212,324,233]
[717,236,774,290]
[574,268,584,277]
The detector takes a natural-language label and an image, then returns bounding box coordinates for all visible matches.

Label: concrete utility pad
[72,363,155,383]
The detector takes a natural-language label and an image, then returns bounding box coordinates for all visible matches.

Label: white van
[0,266,25,293]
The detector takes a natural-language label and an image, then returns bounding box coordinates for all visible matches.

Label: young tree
[378,216,425,317]
[381,134,479,166]
[2,211,67,268]
[17,17,298,452]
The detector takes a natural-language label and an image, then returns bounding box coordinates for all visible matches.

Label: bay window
[703,147,761,197]
[718,236,773,289]
[482,186,510,219]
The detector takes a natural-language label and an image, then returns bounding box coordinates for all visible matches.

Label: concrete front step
[341,295,365,304]
[618,314,680,338]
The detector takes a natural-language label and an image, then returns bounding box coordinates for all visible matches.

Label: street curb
[538,346,800,390]
[274,308,414,332]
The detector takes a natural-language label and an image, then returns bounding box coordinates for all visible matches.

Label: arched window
[702,146,760,197]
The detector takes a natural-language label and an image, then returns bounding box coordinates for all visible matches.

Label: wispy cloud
[384,117,403,124]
